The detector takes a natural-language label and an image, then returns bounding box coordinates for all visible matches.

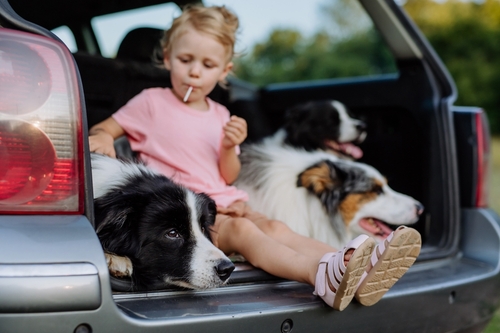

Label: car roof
[8,0,197,30]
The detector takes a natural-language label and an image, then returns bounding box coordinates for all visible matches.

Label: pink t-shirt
[112,87,249,207]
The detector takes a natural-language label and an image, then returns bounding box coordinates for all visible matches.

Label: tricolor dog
[235,100,423,248]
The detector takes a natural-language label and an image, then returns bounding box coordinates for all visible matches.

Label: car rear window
[91,3,181,58]
[52,1,397,85]
[51,26,77,52]
[207,0,398,86]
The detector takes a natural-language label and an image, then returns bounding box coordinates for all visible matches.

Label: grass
[489,137,500,212]
[480,136,500,333]
[485,314,500,333]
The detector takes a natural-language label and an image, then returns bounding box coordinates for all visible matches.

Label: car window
[51,25,77,52]
[67,0,397,84]
[207,0,398,86]
[91,3,181,58]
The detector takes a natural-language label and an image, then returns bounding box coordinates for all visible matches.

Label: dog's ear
[207,200,217,225]
[205,199,217,240]
[297,160,349,214]
[94,191,143,256]
[196,192,217,240]
[285,102,308,124]
[284,100,340,151]
[283,103,311,147]
[200,193,217,225]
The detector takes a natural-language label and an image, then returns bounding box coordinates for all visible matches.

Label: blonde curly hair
[161,4,239,63]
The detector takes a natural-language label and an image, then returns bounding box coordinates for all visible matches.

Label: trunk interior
[75,44,454,291]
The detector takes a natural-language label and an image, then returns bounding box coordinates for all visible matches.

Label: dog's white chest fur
[236,132,422,249]
[236,137,349,248]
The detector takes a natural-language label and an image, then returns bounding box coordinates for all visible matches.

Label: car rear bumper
[0,208,499,333]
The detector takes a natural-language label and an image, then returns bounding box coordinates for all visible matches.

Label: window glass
[91,3,181,58]
[206,0,398,86]
[51,26,77,53]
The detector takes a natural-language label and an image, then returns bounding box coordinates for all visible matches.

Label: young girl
[89,4,421,311]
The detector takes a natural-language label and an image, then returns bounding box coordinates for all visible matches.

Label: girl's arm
[220,116,247,184]
[89,117,125,158]
[219,146,241,184]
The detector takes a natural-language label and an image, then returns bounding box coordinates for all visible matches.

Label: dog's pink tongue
[359,218,393,238]
[338,143,363,159]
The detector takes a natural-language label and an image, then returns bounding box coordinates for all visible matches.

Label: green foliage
[484,136,500,331]
[234,29,396,86]
[425,18,500,131]
[234,0,500,133]
[404,0,500,133]
[234,0,396,86]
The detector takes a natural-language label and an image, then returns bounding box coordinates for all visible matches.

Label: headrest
[116,27,164,63]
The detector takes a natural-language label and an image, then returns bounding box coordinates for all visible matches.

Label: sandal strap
[315,252,345,296]
[315,252,335,297]
[374,226,407,265]
[314,234,371,298]
[330,253,344,290]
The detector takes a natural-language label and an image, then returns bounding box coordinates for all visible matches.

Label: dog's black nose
[356,121,367,131]
[215,260,235,282]
[415,202,425,216]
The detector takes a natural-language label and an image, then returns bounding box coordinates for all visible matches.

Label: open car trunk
[70,16,456,301]
[74,0,458,270]
[99,63,456,289]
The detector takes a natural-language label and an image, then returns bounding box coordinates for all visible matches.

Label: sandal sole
[355,227,422,306]
[333,237,376,311]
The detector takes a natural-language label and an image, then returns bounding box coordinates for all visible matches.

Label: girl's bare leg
[212,215,353,289]
[247,214,341,259]
[218,202,343,260]
[213,216,320,286]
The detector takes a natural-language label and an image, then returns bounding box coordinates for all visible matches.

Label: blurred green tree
[404,0,500,133]
[234,28,395,86]
[234,0,500,132]
[234,0,396,86]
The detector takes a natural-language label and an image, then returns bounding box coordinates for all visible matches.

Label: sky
[53,0,412,57]
[205,0,327,53]
[54,0,328,57]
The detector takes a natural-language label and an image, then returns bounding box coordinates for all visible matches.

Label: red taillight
[0,120,56,203]
[475,110,490,208]
[0,28,83,214]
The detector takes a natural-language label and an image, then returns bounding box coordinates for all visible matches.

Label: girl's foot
[355,226,422,306]
[314,235,375,311]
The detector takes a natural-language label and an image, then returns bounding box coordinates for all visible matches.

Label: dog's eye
[165,229,180,239]
[373,185,384,195]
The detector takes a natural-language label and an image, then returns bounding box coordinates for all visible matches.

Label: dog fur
[282,100,366,159]
[235,100,423,249]
[91,153,234,290]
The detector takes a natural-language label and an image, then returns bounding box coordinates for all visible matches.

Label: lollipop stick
[183,86,193,102]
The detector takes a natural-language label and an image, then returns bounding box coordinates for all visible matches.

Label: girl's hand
[89,131,117,158]
[217,201,246,217]
[222,116,247,149]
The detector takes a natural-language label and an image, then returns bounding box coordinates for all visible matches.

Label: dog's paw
[105,252,133,278]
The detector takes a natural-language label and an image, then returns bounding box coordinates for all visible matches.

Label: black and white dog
[281,100,366,159]
[236,100,423,249]
[91,153,234,290]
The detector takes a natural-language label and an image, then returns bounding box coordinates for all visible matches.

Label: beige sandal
[314,235,375,311]
[355,226,422,306]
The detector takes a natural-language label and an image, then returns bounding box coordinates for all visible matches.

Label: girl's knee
[258,219,291,238]
[216,217,260,254]
[220,217,258,238]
